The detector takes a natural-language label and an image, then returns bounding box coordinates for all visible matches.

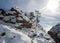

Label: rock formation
[48,23,60,43]
[0,7,55,43]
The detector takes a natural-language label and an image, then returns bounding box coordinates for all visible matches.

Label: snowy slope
[0,24,55,43]
[0,24,31,43]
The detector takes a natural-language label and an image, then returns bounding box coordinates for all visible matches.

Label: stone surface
[48,23,60,43]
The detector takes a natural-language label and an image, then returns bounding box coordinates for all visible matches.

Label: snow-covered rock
[3,16,11,22]
[0,9,6,14]
[48,23,60,43]
[0,7,55,43]
[21,24,55,43]
[10,7,23,14]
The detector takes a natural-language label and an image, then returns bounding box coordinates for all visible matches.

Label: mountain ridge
[0,7,55,43]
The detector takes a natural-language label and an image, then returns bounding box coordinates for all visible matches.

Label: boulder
[4,11,17,16]
[0,9,6,14]
[20,23,32,28]
[3,16,11,23]
[10,7,23,14]
[48,23,60,43]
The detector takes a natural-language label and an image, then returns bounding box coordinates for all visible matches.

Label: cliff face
[48,23,60,43]
[0,7,55,43]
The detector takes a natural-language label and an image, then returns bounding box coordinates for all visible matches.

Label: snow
[17,23,55,43]
[11,18,16,23]
[0,7,55,43]
[0,24,55,43]
[0,20,5,24]
[11,7,23,13]
[22,13,30,22]
[0,24,31,43]
[0,15,4,18]
[6,11,16,14]
[17,17,23,20]
[3,16,10,21]
[11,17,16,23]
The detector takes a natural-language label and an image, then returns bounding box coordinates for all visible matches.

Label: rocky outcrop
[48,23,60,43]
[0,7,32,29]
[0,7,55,43]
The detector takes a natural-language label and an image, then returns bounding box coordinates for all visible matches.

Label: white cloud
[27,0,60,23]
[40,0,60,17]
[42,10,60,17]
[27,0,48,12]
[27,0,60,32]
[41,14,56,21]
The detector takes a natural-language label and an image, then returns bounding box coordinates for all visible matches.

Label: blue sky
[0,0,60,32]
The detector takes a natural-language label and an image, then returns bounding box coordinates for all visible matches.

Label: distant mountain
[48,23,60,43]
[0,7,55,43]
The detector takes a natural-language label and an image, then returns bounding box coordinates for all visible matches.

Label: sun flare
[46,0,59,12]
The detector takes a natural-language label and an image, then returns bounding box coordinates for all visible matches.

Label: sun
[46,0,59,12]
